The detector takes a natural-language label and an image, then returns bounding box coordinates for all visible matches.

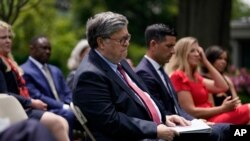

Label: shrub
[228,65,250,103]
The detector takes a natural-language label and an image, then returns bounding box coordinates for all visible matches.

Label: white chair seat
[0,94,28,125]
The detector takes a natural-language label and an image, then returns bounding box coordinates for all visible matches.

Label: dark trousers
[173,123,230,141]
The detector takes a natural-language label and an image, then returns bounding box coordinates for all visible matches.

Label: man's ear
[149,40,158,50]
[97,37,105,49]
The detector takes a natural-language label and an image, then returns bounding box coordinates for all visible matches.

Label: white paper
[171,119,211,133]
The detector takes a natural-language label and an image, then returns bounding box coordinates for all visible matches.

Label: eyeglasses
[107,34,131,45]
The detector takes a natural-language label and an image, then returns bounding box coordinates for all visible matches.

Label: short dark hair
[144,23,176,47]
[29,35,48,47]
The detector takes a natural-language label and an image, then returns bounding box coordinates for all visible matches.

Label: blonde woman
[0,20,70,141]
[168,37,250,124]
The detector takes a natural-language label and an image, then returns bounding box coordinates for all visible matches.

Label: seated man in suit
[72,11,227,141]
[21,36,76,139]
[135,23,231,141]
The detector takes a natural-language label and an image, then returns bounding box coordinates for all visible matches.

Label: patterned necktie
[159,67,179,114]
[117,64,161,124]
[43,65,60,101]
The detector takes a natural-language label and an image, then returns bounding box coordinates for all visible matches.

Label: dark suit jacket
[0,58,31,108]
[73,49,167,141]
[135,57,193,120]
[21,59,72,109]
[136,57,234,141]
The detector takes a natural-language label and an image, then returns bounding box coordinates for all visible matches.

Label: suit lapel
[120,60,150,93]
[143,58,180,114]
[28,59,55,93]
[143,58,170,98]
[89,50,146,108]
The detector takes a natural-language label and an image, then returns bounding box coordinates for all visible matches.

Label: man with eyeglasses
[72,11,196,141]
[105,34,131,45]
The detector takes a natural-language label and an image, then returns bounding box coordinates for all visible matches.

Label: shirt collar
[144,55,162,70]
[94,49,117,72]
[29,56,47,70]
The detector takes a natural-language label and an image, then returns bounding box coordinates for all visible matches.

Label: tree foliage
[72,0,178,45]
[0,0,32,24]
[72,0,178,65]
[0,0,249,75]
[1,0,78,75]
[232,0,250,20]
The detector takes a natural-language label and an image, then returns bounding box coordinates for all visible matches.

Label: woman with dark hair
[202,46,240,106]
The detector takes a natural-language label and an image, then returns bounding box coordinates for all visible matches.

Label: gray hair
[67,39,90,70]
[86,11,128,48]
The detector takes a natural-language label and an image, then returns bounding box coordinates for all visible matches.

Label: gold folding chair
[70,102,96,141]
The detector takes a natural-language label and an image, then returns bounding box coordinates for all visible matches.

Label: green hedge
[238,92,250,104]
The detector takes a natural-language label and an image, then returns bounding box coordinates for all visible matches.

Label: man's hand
[165,115,191,127]
[31,99,47,110]
[157,124,179,141]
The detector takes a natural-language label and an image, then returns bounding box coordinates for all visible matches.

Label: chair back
[70,102,96,141]
[0,94,28,125]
